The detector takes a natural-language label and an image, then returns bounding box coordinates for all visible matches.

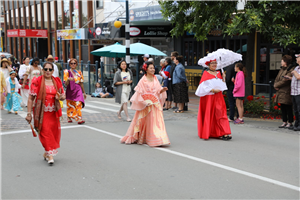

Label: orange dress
[120,75,170,147]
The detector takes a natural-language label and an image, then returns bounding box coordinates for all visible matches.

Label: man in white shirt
[46,55,59,78]
[18,57,30,107]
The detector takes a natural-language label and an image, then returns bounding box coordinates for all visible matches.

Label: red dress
[196,71,231,139]
[30,78,64,156]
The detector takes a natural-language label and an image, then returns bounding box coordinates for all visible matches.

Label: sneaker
[234,119,244,124]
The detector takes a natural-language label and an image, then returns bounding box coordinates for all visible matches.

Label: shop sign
[91,40,118,45]
[120,26,171,37]
[7,29,48,38]
[129,5,163,21]
[57,29,86,40]
[88,23,119,40]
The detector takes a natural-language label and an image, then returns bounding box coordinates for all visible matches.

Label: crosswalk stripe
[84,104,119,112]
[89,101,121,108]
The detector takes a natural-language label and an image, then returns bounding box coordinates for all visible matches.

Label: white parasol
[198,48,243,70]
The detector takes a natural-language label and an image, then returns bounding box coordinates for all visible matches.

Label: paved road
[1,96,299,199]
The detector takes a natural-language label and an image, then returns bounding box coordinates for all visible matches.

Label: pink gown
[120,75,170,147]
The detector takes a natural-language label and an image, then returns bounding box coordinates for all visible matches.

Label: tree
[159,1,300,97]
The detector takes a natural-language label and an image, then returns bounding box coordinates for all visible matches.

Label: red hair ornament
[142,63,147,71]
[205,59,217,66]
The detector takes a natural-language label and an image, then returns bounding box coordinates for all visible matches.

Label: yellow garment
[0,71,6,93]
[66,100,82,121]
[59,100,63,108]
[63,69,84,84]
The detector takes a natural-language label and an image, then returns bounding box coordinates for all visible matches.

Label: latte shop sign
[120,26,171,38]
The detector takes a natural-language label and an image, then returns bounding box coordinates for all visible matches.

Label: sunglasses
[70,63,77,65]
[43,68,53,72]
[34,62,39,65]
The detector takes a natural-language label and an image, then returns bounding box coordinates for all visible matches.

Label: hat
[143,54,149,58]
[46,55,54,61]
[55,57,59,61]
[1,58,12,66]
[205,59,217,66]
[295,54,300,58]
[148,58,154,63]
[161,71,170,79]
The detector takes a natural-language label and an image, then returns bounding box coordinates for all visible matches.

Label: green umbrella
[236,44,247,53]
[110,42,167,57]
[91,42,125,57]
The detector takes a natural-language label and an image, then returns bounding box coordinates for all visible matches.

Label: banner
[7,29,48,38]
[57,29,86,40]
[87,23,120,40]
[120,26,171,38]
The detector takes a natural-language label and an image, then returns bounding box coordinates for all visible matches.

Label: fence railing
[252,81,275,111]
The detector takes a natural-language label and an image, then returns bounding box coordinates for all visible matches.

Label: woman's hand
[160,87,168,93]
[231,77,235,82]
[67,77,74,81]
[213,89,221,93]
[25,113,32,123]
[83,93,87,99]
[55,92,62,100]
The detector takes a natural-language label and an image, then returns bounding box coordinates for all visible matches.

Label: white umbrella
[198,48,242,70]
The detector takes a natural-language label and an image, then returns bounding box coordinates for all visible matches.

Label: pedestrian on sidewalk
[100,80,114,98]
[285,54,300,131]
[233,63,246,124]
[0,71,7,110]
[172,55,189,113]
[114,60,133,122]
[120,61,170,147]
[161,57,172,110]
[91,82,102,98]
[274,55,295,129]
[195,59,232,140]
[225,63,238,121]
[170,51,179,110]
[63,58,86,124]
[54,57,62,77]
[0,58,13,82]
[18,57,31,107]
[26,62,65,165]
[4,71,22,114]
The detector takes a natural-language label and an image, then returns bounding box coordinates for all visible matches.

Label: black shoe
[163,108,169,111]
[278,123,287,128]
[288,125,295,130]
[294,126,300,131]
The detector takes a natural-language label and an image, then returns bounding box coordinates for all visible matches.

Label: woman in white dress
[19,57,31,107]
[113,60,133,122]
[0,58,12,108]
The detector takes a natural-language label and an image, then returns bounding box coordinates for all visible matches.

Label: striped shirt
[291,66,300,96]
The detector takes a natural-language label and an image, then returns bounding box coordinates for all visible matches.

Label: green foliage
[159,1,300,47]
[244,97,264,115]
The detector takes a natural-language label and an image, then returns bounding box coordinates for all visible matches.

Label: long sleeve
[233,72,242,94]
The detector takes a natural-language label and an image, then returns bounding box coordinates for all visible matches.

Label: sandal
[67,117,72,123]
[174,110,183,113]
[78,120,85,124]
[221,135,232,141]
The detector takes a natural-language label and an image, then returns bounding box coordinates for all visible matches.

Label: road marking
[2,125,300,192]
[85,104,119,112]
[89,101,121,108]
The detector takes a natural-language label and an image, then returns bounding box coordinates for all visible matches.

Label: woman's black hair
[32,57,40,65]
[104,80,111,87]
[117,60,128,72]
[165,57,172,65]
[23,56,30,61]
[43,61,54,69]
[142,61,154,74]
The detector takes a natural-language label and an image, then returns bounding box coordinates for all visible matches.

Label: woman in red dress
[195,59,232,140]
[26,62,65,165]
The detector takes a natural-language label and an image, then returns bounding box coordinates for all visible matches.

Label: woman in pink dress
[120,61,170,147]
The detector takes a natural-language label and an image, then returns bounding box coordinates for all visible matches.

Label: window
[96,0,103,9]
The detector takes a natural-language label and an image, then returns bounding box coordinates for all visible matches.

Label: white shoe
[48,159,54,165]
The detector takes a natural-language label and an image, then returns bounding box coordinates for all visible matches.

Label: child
[4,71,22,114]
[233,63,246,124]
[100,80,114,98]
[0,71,7,109]
[91,82,102,98]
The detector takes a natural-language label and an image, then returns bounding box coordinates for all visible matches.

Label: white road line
[85,104,119,112]
[2,125,300,192]
[89,101,121,108]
